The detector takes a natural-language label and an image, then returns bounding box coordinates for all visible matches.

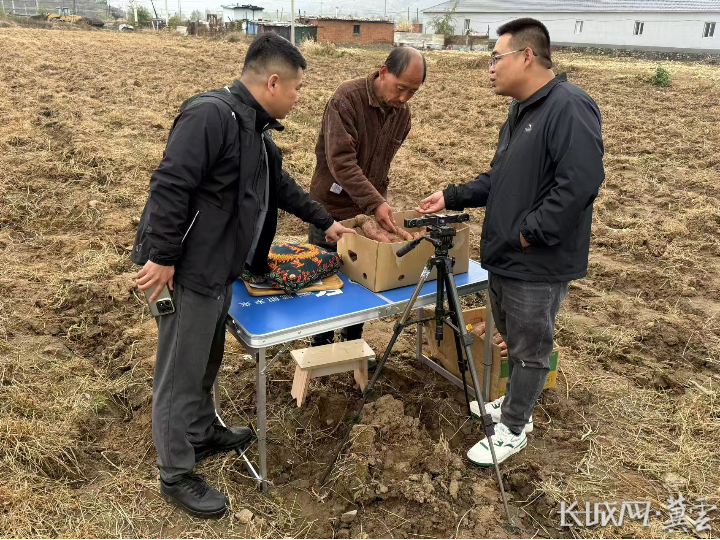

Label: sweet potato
[396,227,414,241]
[354,215,417,243]
[355,214,392,242]
[472,322,508,357]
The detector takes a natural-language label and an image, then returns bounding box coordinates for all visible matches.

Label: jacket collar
[366,71,382,108]
[518,73,567,113]
[228,79,284,133]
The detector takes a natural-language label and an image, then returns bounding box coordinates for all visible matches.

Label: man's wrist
[519,223,536,245]
[367,199,386,215]
[442,185,460,211]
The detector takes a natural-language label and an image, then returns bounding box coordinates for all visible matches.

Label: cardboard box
[336,210,470,293]
[423,307,558,401]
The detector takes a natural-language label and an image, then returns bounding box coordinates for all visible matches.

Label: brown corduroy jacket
[309,71,412,220]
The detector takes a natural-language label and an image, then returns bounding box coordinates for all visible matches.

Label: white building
[221,3,264,23]
[422,0,720,53]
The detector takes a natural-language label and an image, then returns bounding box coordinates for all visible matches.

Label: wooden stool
[290,339,375,407]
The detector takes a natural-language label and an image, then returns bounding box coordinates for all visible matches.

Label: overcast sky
[118,0,446,22]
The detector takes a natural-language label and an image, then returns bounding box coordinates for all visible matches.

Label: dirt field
[1,25,719,538]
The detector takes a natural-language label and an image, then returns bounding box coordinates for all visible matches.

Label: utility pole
[383,0,386,16]
[132,0,137,24]
[1,0,4,16]
[178,0,181,18]
[164,0,168,21]
[407,6,410,22]
[290,0,294,43]
[11,0,15,15]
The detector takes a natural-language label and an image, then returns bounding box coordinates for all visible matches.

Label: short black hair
[242,33,307,77]
[385,47,427,84]
[496,18,552,69]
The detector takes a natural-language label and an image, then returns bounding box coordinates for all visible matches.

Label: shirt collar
[518,73,567,113]
[229,79,283,132]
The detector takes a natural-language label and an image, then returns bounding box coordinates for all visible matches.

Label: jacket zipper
[486,112,523,213]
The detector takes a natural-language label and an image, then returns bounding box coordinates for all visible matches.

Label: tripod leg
[437,262,472,416]
[443,262,513,525]
[366,264,432,392]
[434,265,445,345]
[319,264,434,487]
[447,307,473,417]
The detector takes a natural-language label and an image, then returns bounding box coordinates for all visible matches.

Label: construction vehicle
[46,7,83,23]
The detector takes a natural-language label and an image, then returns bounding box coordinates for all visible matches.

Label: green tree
[130,5,152,26]
[189,9,203,21]
[430,0,457,36]
[167,14,182,28]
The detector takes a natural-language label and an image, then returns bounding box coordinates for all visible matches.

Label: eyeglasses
[488,48,538,68]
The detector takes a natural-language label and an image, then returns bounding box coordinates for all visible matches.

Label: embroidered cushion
[241,243,341,293]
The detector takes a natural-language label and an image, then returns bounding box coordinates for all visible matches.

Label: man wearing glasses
[417,18,604,466]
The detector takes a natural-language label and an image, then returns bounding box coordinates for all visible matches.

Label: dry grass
[0,26,719,538]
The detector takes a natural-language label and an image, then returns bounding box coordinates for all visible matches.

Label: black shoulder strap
[184,87,244,121]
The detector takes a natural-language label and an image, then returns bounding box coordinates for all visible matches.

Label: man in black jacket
[132,34,354,518]
[418,18,604,467]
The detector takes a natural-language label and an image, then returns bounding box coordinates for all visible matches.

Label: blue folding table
[222,260,494,490]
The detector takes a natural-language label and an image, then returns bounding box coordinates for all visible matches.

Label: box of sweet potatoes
[336,210,470,293]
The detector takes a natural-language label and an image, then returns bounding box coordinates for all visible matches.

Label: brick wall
[310,20,394,44]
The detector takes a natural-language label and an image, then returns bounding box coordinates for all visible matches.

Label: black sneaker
[160,473,228,519]
[193,423,255,463]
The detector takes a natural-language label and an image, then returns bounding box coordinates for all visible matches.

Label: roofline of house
[258,22,315,27]
[423,5,720,13]
[220,5,264,11]
[306,17,394,23]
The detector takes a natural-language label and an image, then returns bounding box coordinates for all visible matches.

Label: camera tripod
[321,214,513,527]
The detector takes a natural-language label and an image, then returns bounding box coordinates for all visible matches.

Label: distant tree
[430,0,458,36]
[129,5,152,26]
[167,14,183,28]
[189,9,203,21]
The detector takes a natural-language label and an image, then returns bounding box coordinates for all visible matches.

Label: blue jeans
[488,272,569,434]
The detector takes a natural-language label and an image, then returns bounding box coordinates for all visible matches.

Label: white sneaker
[467,423,528,467]
[469,395,533,433]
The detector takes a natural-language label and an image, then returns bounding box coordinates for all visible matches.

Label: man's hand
[136,261,175,302]
[325,221,357,243]
[373,202,398,234]
[416,192,445,214]
[520,233,530,248]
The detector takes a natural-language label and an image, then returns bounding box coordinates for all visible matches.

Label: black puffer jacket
[132,80,334,297]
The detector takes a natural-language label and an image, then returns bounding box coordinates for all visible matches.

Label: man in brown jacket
[308,47,426,347]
